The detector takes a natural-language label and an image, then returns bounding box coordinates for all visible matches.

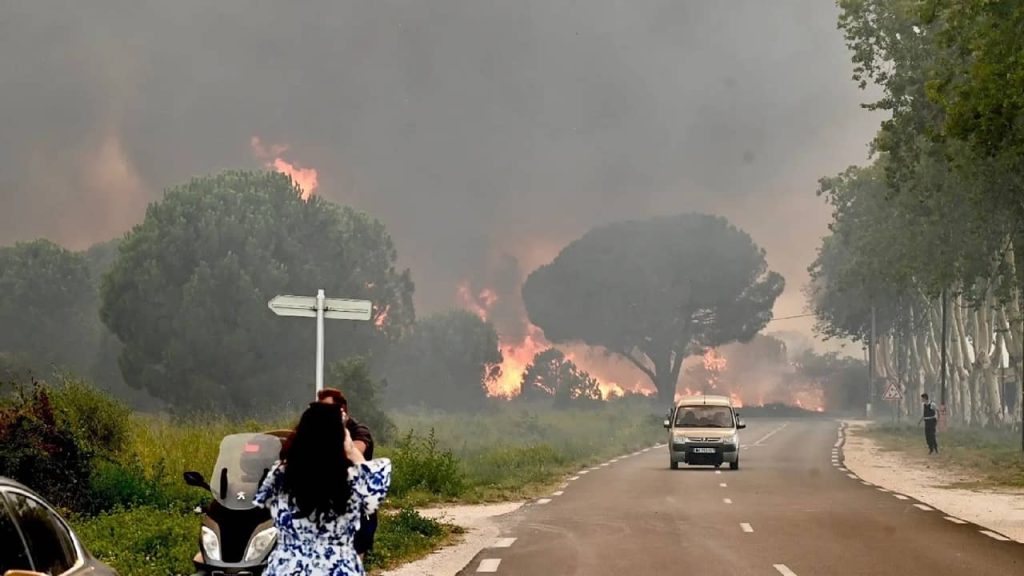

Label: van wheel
[730,459,739,470]
[670,461,679,470]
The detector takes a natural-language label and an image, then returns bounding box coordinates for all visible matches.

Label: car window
[0,493,34,574]
[5,491,78,575]
[674,405,734,428]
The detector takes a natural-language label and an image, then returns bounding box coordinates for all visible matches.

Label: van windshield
[674,405,734,428]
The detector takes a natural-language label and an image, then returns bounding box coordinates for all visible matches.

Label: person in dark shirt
[918,393,939,454]
[316,388,378,559]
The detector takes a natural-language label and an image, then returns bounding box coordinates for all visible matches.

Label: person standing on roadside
[316,388,378,561]
[918,393,939,454]
[257,402,390,576]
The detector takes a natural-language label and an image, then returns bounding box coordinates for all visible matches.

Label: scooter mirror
[183,471,211,491]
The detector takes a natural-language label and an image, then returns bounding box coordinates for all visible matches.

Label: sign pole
[315,289,326,396]
[267,291,373,400]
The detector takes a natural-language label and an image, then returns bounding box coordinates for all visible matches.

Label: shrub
[0,383,93,509]
[387,430,465,500]
[49,375,132,458]
[86,458,172,514]
[365,508,452,570]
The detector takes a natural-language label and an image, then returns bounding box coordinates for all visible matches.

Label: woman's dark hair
[281,402,353,519]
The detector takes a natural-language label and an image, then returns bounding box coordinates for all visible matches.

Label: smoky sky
[0,0,880,339]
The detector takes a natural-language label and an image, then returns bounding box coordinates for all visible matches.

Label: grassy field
[863,424,1024,488]
[72,398,663,575]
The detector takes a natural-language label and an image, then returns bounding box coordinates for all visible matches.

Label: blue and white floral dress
[254,458,392,576]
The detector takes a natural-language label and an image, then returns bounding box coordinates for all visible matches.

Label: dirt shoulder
[377,502,522,576]
[843,420,1024,543]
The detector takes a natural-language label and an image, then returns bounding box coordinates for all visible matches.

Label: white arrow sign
[268,290,373,396]
[268,295,372,321]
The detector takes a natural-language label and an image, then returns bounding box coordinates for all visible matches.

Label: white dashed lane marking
[477,559,501,572]
[723,498,733,504]
[774,564,798,576]
[752,423,789,446]
[537,498,552,505]
[719,483,728,488]
[740,523,754,533]
[492,537,517,548]
[579,471,589,475]
[981,530,1010,542]
[552,491,564,496]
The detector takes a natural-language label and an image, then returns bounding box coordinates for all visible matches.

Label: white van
[663,395,745,470]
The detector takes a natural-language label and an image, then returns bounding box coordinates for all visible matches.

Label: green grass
[863,424,1024,488]
[388,400,664,502]
[75,506,453,576]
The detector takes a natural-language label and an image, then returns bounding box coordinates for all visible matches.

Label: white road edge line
[552,491,564,496]
[944,516,966,524]
[846,474,857,479]
[774,564,798,576]
[579,471,589,475]
[477,558,502,572]
[569,476,579,481]
[893,494,909,500]
[740,523,754,533]
[492,537,517,548]
[980,530,1010,542]
[913,504,933,511]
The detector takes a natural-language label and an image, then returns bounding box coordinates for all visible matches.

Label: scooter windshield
[211,433,282,510]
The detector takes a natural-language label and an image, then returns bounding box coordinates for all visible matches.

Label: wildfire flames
[250,137,319,200]
[456,281,642,399]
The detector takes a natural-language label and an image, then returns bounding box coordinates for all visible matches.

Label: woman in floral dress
[254,402,391,575]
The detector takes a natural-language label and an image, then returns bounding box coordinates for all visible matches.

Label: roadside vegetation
[864,424,1024,489]
[1,378,662,575]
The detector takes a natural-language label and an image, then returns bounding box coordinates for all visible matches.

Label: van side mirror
[183,471,211,491]
[736,419,746,430]
[663,419,671,429]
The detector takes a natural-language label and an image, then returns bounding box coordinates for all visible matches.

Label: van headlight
[201,526,221,562]
[724,433,738,445]
[244,526,278,562]
[672,434,688,443]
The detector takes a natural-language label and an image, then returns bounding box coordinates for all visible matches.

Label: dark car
[0,477,118,576]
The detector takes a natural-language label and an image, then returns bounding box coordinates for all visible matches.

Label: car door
[0,492,34,575]
[1,489,82,575]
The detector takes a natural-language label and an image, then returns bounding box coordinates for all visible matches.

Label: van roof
[675,394,733,407]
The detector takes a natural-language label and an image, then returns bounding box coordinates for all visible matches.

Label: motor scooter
[183,430,290,576]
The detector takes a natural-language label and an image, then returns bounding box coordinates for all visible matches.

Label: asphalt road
[456,418,1024,575]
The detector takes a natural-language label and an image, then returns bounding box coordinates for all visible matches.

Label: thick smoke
[0,1,879,340]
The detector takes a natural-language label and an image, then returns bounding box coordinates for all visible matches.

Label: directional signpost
[268,289,372,397]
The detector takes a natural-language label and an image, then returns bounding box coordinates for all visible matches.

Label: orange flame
[251,137,319,200]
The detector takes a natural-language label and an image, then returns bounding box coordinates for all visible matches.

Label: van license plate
[693,448,716,454]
